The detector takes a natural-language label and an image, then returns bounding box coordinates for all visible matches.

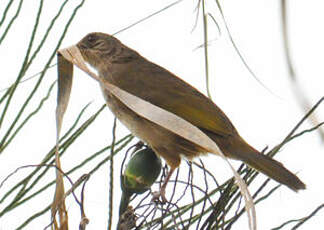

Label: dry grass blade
[51,53,74,229]
[58,45,257,230]
[201,0,211,99]
[280,0,324,142]
[56,53,74,135]
[213,0,273,96]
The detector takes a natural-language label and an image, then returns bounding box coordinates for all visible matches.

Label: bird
[76,32,305,202]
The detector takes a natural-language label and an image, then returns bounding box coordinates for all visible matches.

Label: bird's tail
[210,134,306,191]
[238,147,305,191]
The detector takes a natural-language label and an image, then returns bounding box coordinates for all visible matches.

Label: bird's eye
[87,34,96,43]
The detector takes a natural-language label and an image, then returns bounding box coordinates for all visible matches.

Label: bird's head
[77,32,121,70]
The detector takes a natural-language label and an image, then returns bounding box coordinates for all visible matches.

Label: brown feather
[77,32,306,192]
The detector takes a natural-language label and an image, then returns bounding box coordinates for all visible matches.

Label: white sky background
[0,0,324,229]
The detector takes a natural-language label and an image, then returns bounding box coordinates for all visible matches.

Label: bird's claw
[151,190,167,204]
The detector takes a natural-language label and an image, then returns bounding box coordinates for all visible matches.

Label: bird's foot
[151,189,167,204]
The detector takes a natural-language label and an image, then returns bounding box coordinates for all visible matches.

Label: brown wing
[104,54,238,137]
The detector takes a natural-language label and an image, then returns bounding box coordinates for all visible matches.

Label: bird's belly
[100,86,206,168]
[101,87,152,142]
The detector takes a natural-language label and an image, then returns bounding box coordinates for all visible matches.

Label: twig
[112,0,184,36]
[271,203,324,230]
[107,118,117,230]
[280,0,324,142]
[270,96,324,156]
[79,174,90,230]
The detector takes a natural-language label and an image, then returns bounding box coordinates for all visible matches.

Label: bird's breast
[99,84,206,167]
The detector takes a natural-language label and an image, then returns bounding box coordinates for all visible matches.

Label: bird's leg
[152,167,175,203]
